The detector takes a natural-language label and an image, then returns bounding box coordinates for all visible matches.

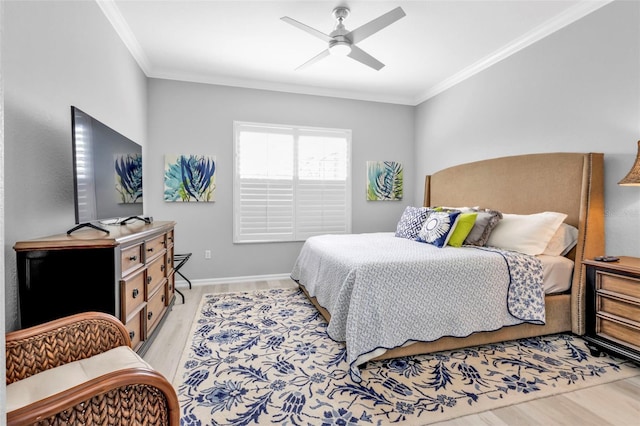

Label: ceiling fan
[281,6,406,71]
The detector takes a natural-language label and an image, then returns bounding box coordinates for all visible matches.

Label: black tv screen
[71,106,143,226]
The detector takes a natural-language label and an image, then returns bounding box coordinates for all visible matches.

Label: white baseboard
[175,273,293,288]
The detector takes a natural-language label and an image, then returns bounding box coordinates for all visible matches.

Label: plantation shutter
[234,122,351,243]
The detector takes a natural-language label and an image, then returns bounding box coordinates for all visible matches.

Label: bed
[291,152,604,381]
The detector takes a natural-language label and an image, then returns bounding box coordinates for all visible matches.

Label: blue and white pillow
[395,206,432,240]
[418,211,461,248]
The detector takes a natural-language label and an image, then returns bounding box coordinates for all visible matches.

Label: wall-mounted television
[69,106,145,234]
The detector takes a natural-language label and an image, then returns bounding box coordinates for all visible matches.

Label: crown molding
[414,0,614,105]
[96,0,151,75]
[149,69,416,105]
[99,0,613,107]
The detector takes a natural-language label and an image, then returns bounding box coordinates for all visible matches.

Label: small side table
[583,256,640,363]
[174,253,192,304]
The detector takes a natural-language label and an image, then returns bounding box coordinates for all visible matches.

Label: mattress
[538,254,574,294]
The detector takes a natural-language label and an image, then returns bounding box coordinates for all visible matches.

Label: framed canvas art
[164,154,216,202]
[367,161,403,201]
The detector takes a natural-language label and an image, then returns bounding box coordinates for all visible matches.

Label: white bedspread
[290,232,546,382]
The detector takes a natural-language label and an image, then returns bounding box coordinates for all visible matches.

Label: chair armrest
[6,312,131,384]
[7,367,180,425]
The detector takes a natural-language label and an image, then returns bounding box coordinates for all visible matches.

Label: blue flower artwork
[164,154,216,202]
[115,153,142,204]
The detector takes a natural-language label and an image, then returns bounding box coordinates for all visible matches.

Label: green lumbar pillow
[447,212,478,247]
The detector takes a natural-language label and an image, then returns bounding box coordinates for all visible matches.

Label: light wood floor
[144,279,640,425]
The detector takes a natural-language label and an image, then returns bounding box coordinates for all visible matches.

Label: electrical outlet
[205,250,212,259]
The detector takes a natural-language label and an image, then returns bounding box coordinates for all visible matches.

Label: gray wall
[3,0,148,330]
[147,79,414,280]
[414,0,640,257]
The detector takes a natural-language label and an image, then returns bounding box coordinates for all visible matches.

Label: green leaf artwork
[367,161,403,201]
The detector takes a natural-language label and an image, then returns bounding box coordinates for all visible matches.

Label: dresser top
[14,221,176,251]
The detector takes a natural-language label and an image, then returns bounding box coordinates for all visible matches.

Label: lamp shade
[619,140,640,186]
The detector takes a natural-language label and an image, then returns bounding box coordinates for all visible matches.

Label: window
[233,121,351,243]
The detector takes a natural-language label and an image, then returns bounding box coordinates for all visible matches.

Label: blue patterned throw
[174,288,639,425]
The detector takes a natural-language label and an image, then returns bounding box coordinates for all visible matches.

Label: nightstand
[583,256,640,363]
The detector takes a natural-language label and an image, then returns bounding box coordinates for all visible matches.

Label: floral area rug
[173,288,640,425]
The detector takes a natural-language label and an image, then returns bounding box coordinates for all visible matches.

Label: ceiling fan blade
[347,45,384,70]
[296,49,331,70]
[348,7,406,44]
[281,16,334,43]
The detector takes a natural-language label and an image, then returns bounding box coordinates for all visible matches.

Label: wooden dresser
[583,256,640,363]
[14,221,176,355]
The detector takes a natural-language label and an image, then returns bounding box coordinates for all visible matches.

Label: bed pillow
[435,206,478,212]
[447,212,477,247]
[395,206,432,240]
[418,210,461,248]
[542,223,579,256]
[463,209,503,246]
[486,211,568,255]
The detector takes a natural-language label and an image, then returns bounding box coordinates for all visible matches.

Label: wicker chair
[6,311,180,425]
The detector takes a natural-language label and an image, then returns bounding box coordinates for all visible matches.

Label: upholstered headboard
[423,152,605,334]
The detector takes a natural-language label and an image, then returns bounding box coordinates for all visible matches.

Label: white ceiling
[101,0,612,105]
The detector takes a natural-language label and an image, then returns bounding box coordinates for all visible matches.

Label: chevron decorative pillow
[395,206,432,240]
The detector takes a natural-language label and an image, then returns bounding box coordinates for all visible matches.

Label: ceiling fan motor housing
[332,7,350,22]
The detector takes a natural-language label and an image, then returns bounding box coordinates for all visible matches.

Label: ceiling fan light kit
[329,41,352,56]
[281,6,406,71]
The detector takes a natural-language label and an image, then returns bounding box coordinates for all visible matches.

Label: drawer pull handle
[147,276,152,284]
[129,255,138,262]
[132,288,139,298]
[161,264,166,272]
[129,331,135,340]
[168,237,173,242]
[161,295,165,303]
[147,247,154,253]
[148,311,153,321]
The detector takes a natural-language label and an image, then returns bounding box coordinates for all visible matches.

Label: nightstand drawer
[598,296,640,323]
[598,272,640,299]
[597,316,640,351]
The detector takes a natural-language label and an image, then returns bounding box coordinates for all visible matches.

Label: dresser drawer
[120,270,145,320]
[146,286,167,334]
[166,273,175,304]
[597,316,640,351]
[166,245,174,274]
[124,308,145,350]
[145,234,166,261]
[121,243,144,276]
[146,254,167,295]
[598,271,640,299]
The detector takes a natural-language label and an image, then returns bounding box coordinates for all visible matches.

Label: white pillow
[542,223,579,256]
[486,212,568,255]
